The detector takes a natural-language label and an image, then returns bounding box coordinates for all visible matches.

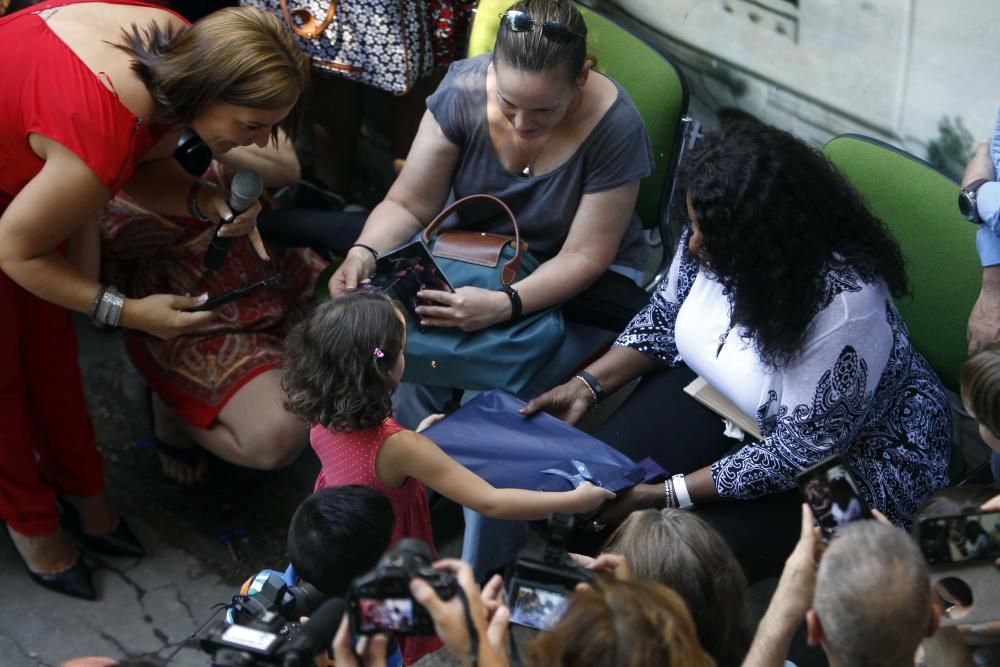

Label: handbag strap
[279,0,338,40]
[422,194,522,286]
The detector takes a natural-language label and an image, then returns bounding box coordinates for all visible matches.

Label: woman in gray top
[329,0,653,425]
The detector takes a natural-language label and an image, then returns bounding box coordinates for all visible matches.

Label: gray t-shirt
[426,54,654,272]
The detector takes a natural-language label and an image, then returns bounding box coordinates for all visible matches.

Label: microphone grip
[203,232,235,271]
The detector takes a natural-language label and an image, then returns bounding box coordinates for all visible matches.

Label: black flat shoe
[59,501,146,559]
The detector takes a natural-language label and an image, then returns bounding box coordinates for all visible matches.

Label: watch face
[959,191,979,221]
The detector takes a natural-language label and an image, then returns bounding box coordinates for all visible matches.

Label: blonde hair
[116,6,309,138]
[603,509,751,665]
[961,341,1000,437]
[525,579,715,667]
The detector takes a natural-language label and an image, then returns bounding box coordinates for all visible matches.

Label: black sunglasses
[499,10,585,44]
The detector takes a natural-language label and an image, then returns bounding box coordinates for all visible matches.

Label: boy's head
[961,341,1000,452]
[288,485,395,597]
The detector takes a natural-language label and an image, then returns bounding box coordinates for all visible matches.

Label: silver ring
[591,520,606,532]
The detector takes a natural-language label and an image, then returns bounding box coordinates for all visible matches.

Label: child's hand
[416,413,446,433]
[571,481,616,512]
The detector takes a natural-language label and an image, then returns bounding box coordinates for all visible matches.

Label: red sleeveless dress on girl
[312,417,444,664]
[0,0,179,535]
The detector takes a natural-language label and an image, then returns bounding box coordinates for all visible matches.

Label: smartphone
[796,455,873,541]
[917,510,1000,566]
[186,274,281,312]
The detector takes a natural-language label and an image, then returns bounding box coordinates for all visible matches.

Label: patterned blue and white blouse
[615,229,953,527]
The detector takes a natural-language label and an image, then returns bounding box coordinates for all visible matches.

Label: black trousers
[257,208,367,258]
[593,365,802,583]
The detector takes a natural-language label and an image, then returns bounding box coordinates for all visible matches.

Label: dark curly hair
[680,120,908,368]
[283,292,405,432]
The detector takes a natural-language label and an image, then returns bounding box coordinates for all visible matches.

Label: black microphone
[204,169,263,270]
[279,597,346,667]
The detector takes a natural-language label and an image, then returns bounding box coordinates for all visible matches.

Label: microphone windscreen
[229,170,263,214]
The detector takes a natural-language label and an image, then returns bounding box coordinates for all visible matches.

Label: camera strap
[454,585,481,667]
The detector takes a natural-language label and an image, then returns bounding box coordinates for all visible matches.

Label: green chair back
[822,134,980,393]
[467,1,689,233]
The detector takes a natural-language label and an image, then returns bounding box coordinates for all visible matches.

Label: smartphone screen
[917,511,1000,566]
[796,456,873,540]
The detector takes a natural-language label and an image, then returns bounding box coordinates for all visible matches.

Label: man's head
[807,521,937,667]
[288,485,395,597]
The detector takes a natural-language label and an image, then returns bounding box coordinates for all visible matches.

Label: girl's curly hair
[283,292,405,432]
[680,120,908,369]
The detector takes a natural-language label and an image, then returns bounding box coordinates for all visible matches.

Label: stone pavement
[0,314,464,666]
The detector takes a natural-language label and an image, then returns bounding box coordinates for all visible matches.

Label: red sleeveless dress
[0,0,182,535]
[312,417,444,663]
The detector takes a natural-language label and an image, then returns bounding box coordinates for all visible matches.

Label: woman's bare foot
[152,394,209,485]
[7,526,80,575]
[62,492,118,536]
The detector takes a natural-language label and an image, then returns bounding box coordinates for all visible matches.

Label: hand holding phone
[796,455,873,541]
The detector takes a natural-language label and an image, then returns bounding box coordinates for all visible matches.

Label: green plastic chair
[467,1,690,261]
[822,134,979,394]
[823,134,985,484]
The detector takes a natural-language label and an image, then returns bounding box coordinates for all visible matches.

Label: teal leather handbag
[401,194,565,394]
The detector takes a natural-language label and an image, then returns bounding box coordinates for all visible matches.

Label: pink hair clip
[372,347,385,360]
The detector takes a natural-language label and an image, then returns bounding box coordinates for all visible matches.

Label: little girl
[283,287,614,549]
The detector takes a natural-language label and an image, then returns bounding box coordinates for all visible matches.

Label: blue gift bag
[422,390,662,493]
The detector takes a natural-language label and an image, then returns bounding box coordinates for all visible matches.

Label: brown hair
[602,509,752,666]
[282,292,406,432]
[525,579,714,667]
[493,0,590,83]
[961,341,1000,437]
[115,6,309,139]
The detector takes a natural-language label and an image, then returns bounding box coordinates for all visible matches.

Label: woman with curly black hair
[525,120,953,581]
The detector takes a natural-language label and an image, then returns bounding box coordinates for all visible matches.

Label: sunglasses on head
[499,9,585,44]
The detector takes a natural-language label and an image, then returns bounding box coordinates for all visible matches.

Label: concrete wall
[607,0,1000,162]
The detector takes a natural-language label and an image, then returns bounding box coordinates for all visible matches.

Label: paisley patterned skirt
[99,194,325,428]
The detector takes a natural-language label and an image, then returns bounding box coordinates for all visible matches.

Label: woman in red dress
[0,1,308,599]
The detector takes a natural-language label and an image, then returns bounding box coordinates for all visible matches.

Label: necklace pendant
[521,164,533,178]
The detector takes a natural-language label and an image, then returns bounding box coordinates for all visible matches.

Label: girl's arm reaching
[376,430,614,520]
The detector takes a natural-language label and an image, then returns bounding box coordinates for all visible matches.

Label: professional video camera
[348,538,457,636]
[199,594,343,667]
[505,513,593,631]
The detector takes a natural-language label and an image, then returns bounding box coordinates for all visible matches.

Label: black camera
[348,538,457,636]
[505,513,592,631]
[200,594,344,667]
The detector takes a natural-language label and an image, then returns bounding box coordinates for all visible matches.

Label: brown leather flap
[423,194,524,285]
[432,231,517,268]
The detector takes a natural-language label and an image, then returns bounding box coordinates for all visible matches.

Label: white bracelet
[672,473,694,509]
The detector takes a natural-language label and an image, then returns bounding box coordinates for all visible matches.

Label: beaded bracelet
[664,478,678,509]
